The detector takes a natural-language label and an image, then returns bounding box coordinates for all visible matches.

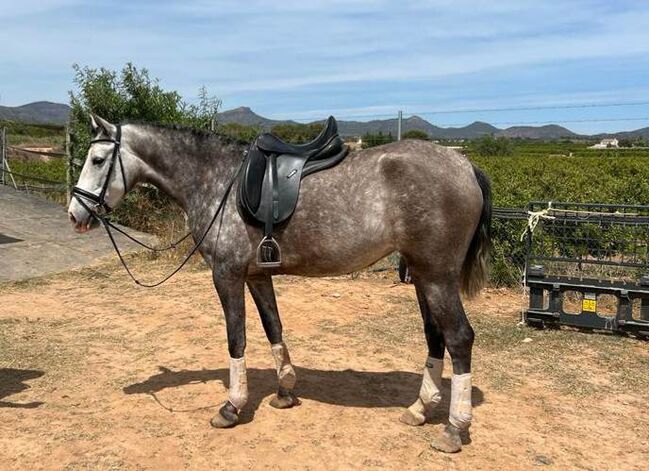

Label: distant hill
[217,106,297,128]
[217,106,583,140]
[0,101,70,125]
[4,101,648,140]
[592,127,649,141]
[496,124,578,140]
[218,107,503,139]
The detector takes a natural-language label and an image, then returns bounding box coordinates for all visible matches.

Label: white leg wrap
[407,357,443,419]
[271,342,296,390]
[228,356,248,410]
[449,373,472,430]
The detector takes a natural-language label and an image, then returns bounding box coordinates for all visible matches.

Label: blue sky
[2,0,649,133]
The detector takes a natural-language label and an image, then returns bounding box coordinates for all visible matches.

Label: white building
[589,138,619,149]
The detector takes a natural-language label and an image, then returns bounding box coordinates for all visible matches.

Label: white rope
[520,201,556,242]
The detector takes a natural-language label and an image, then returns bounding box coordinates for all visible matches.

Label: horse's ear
[89,113,116,136]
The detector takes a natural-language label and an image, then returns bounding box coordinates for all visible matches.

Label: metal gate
[523,202,649,337]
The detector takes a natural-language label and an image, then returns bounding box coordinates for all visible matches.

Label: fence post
[1,128,17,190]
[1,127,5,186]
[65,123,72,205]
[397,110,402,141]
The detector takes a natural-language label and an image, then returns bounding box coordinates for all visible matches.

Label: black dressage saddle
[238,116,349,267]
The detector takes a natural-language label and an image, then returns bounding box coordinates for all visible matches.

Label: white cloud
[2,0,649,133]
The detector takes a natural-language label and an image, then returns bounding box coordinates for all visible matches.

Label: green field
[1,120,65,148]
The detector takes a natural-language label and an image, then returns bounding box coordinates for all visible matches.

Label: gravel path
[0,186,155,282]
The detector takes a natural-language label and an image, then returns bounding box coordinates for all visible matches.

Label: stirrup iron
[257,236,282,268]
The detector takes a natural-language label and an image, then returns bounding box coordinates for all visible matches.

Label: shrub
[401,129,429,140]
[361,131,395,148]
[68,63,222,239]
[471,135,514,157]
[270,123,323,143]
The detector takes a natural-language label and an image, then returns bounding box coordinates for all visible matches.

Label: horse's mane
[123,120,252,146]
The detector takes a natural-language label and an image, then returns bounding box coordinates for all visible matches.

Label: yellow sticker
[582,299,597,312]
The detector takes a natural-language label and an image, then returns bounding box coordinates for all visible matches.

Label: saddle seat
[238,116,349,267]
[255,115,338,156]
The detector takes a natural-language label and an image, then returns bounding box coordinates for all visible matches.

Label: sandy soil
[0,260,648,470]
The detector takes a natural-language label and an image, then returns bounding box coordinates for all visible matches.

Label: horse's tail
[461,165,492,298]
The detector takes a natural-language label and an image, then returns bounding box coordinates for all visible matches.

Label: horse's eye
[92,157,106,166]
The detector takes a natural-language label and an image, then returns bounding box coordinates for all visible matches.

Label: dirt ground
[0,259,648,470]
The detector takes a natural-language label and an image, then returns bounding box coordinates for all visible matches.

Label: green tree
[269,123,323,143]
[219,122,261,143]
[471,135,514,157]
[69,63,221,163]
[68,63,222,235]
[401,129,429,140]
[618,138,633,148]
[361,131,395,148]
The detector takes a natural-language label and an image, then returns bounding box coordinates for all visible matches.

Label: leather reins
[71,124,243,287]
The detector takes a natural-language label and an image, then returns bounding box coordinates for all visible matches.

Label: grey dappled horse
[68,115,491,453]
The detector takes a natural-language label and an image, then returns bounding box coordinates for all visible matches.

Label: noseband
[71,124,127,215]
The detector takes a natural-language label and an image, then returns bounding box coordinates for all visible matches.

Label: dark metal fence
[523,202,649,337]
[490,207,529,287]
[525,202,649,282]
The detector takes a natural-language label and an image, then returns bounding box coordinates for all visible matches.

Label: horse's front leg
[210,268,248,429]
[247,275,300,409]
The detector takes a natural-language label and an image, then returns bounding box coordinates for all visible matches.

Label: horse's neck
[126,125,243,212]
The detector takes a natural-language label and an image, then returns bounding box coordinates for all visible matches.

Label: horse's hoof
[430,424,463,453]
[400,408,426,426]
[210,402,239,428]
[270,391,301,409]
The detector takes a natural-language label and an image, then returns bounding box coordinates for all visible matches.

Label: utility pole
[397,110,403,141]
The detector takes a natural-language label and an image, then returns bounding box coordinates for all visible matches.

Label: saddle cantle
[238,116,349,267]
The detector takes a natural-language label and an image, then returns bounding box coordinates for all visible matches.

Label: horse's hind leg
[247,275,300,409]
[400,284,445,426]
[414,279,474,453]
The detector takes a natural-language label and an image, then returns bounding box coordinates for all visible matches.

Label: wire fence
[525,202,649,283]
[0,126,72,198]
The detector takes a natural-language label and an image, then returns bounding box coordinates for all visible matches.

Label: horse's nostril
[69,212,77,224]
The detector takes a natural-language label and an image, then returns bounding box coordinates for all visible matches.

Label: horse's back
[263,139,483,276]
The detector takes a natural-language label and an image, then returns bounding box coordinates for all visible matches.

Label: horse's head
[68,114,133,233]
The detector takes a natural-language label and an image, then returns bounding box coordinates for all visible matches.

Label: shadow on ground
[0,368,45,409]
[124,366,484,423]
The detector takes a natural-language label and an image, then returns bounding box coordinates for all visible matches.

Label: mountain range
[2,101,649,140]
[218,107,649,140]
[0,101,71,126]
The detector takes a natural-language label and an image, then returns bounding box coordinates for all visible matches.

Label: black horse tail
[461,165,492,298]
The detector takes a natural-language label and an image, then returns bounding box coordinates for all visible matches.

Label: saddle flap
[255,154,309,225]
[237,116,350,258]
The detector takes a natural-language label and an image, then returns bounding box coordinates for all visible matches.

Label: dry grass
[1,257,648,469]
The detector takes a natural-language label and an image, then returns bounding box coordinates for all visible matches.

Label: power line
[436,116,649,127]
[281,100,649,123]
[416,101,649,116]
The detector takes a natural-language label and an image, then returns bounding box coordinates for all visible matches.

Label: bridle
[71,123,243,287]
[71,125,127,216]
